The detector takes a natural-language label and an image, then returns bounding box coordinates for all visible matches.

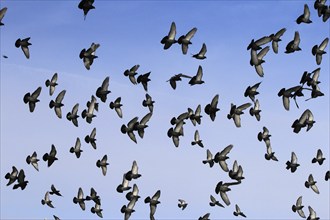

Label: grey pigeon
[41,191,55,208]
[109,97,123,118]
[250,46,270,77]
[229,160,245,182]
[167,73,192,90]
[13,169,28,190]
[79,43,99,70]
[15,37,31,59]
[45,73,58,96]
[227,103,252,127]
[269,28,286,53]
[285,31,301,53]
[86,187,101,205]
[161,22,177,50]
[50,184,62,197]
[5,166,18,186]
[69,137,83,158]
[204,94,220,121]
[198,213,210,220]
[91,203,103,218]
[26,151,39,171]
[314,0,327,17]
[244,82,261,102]
[305,174,319,194]
[66,103,79,127]
[188,104,202,126]
[258,126,271,148]
[42,145,58,167]
[292,196,306,218]
[125,160,141,181]
[233,204,246,218]
[167,120,185,147]
[124,65,139,85]
[96,76,111,102]
[191,130,204,148]
[321,5,330,21]
[325,170,329,181]
[307,206,319,220]
[49,90,66,118]
[249,99,261,121]
[291,109,315,133]
[178,199,188,210]
[142,93,154,113]
[121,117,139,143]
[134,112,152,139]
[286,152,300,173]
[265,145,278,162]
[312,37,328,65]
[85,127,97,149]
[213,144,234,172]
[170,111,190,125]
[78,0,95,20]
[144,190,161,220]
[189,65,204,85]
[296,4,312,24]
[96,155,109,176]
[277,86,303,110]
[178,27,197,54]
[209,195,224,207]
[117,174,131,193]
[203,149,214,168]
[0,7,8,26]
[23,86,42,112]
[82,95,97,123]
[73,187,86,210]
[312,149,326,165]
[247,36,271,50]
[192,43,207,59]
[126,184,140,201]
[137,72,151,92]
[121,198,137,220]
[215,181,240,206]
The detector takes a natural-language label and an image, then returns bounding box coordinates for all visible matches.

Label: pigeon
[285,31,301,53]
[258,126,271,148]
[73,187,86,210]
[23,86,42,112]
[215,181,240,206]
[191,130,204,148]
[0,7,8,26]
[86,187,101,205]
[325,170,329,181]
[78,0,95,20]
[312,149,326,165]
[213,144,234,172]
[161,22,177,50]
[178,199,188,210]
[134,112,152,139]
[305,84,324,101]
[227,103,252,127]
[145,190,161,220]
[296,4,312,24]
[53,215,60,220]
[305,68,321,88]
[66,103,79,127]
[249,99,261,121]
[204,94,220,121]
[189,65,204,85]
[291,109,315,133]
[321,5,330,22]
[137,72,151,92]
[126,184,140,201]
[41,192,55,208]
[50,184,62,197]
[167,120,185,147]
[49,90,66,118]
[13,169,28,190]
[233,204,246,218]
[265,146,278,161]
[121,198,137,220]
[96,76,111,102]
[203,149,214,168]
[188,104,202,126]
[91,203,103,218]
[305,174,319,194]
[209,195,224,207]
[109,97,123,118]
[85,127,97,149]
[70,137,83,158]
[251,46,270,77]
[43,145,58,167]
[79,43,100,70]
[198,213,210,220]
[170,111,190,125]
[277,86,303,110]
[2,55,8,58]
[96,155,109,176]
[142,93,154,113]
[15,37,31,59]
[314,0,327,17]
[117,174,131,193]
[121,117,139,143]
[45,73,58,96]
[307,206,319,220]
[82,95,97,123]
[269,28,286,53]
[26,151,39,171]
[247,36,272,50]
[229,160,245,182]
[5,166,18,186]
[124,160,141,181]
[178,27,197,54]
[286,152,300,173]
[124,65,139,85]
[292,196,306,218]
[192,43,207,59]
[244,82,261,102]
[312,37,328,65]
[167,73,192,90]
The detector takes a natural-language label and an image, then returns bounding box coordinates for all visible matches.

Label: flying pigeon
[15,37,31,59]
[161,22,177,50]
[49,90,66,118]
[23,86,42,112]
[45,73,58,96]
[178,27,197,54]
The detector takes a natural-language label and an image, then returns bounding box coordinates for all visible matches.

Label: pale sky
[1,1,329,220]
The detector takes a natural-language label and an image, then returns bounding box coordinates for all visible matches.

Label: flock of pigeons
[1,0,329,219]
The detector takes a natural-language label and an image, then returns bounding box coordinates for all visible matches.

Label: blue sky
[1,1,329,219]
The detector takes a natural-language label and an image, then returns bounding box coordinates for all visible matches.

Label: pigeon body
[96,155,109,176]
[189,65,204,85]
[66,103,79,127]
[49,90,66,118]
[192,43,207,59]
[73,187,86,210]
[109,97,123,118]
[178,27,197,54]
[43,145,58,167]
[70,137,83,158]
[204,94,220,121]
[269,28,286,53]
[305,174,319,194]
[5,166,18,186]
[124,65,139,85]
[312,37,328,65]
[26,151,39,171]
[23,87,42,112]
[167,73,192,90]
[214,145,234,172]
[249,99,261,121]
[161,22,177,50]
[145,190,161,220]
[79,43,99,70]
[203,149,214,168]
[78,0,95,20]
[15,37,31,59]
[13,169,28,190]
[125,161,141,181]
[121,117,139,143]
[137,72,151,91]
[178,199,188,210]
[285,31,301,53]
[0,7,8,26]
[233,204,246,218]
[45,73,58,96]
[85,127,97,149]
[86,187,101,205]
[82,96,97,123]
[227,103,252,127]
[41,191,55,208]
[50,184,62,197]
[142,94,154,113]
[209,195,224,207]
[292,196,306,218]
[96,76,111,102]
[312,149,325,165]
[296,4,312,24]
[291,109,315,133]
[286,152,300,172]
[244,82,261,102]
